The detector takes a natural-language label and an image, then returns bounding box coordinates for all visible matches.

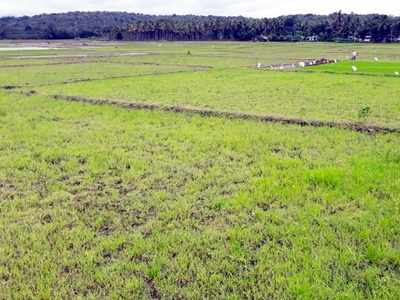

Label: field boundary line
[35,68,207,87]
[99,60,214,69]
[0,68,208,90]
[49,94,400,134]
[0,58,213,70]
[0,60,112,69]
[0,52,158,61]
[297,69,400,78]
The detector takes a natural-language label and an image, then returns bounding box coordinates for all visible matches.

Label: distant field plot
[1,92,399,299]
[0,48,95,58]
[308,60,400,76]
[37,68,400,127]
[0,58,126,69]
[106,42,400,61]
[0,58,67,67]
[103,54,254,68]
[104,42,400,68]
[2,41,400,68]
[0,44,151,60]
[0,62,195,87]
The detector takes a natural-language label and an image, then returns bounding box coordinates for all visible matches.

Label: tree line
[1,11,400,42]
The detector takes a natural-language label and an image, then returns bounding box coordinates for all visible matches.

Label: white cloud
[0,0,399,18]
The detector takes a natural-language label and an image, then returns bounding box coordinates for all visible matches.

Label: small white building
[363,36,372,42]
[306,35,319,42]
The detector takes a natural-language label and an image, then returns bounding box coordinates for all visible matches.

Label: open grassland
[1,41,400,299]
[0,63,196,88]
[308,60,400,76]
[87,42,400,68]
[95,42,400,62]
[1,92,400,299]
[36,68,400,128]
[2,41,400,67]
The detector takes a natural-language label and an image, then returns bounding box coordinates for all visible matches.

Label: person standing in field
[351,51,358,60]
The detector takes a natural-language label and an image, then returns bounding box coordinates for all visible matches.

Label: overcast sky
[1,0,399,18]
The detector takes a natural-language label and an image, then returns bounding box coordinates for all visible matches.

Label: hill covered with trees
[0,12,158,39]
[1,11,399,42]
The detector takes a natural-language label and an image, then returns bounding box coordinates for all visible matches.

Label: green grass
[99,41,400,62]
[2,41,400,67]
[1,41,400,299]
[0,62,194,87]
[36,68,400,127]
[77,42,400,69]
[309,60,400,76]
[103,54,256,68]
[1,92,399,299]
[0,58,69,66]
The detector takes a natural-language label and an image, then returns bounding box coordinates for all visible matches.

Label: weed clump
[358,106,371,120]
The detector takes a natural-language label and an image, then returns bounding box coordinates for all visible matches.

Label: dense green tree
[1,11,399,42]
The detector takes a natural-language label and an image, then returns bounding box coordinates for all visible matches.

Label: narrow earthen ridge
[0,59,213,70]
[299,69,400,78]
[51,94,400,134]
[100,61,214,69]
[0,60,104,69]
[37,69,205,87]
[0,68,206,90]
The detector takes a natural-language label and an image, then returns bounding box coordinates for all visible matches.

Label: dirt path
[48,94,400,134]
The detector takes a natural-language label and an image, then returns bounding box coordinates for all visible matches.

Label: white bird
[299,62,306,68]
[374,57,379,61]
[352,66,358,72]
[395,71,400,76]
[257,63,262,69]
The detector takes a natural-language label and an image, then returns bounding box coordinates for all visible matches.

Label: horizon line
[1,10,399,19]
